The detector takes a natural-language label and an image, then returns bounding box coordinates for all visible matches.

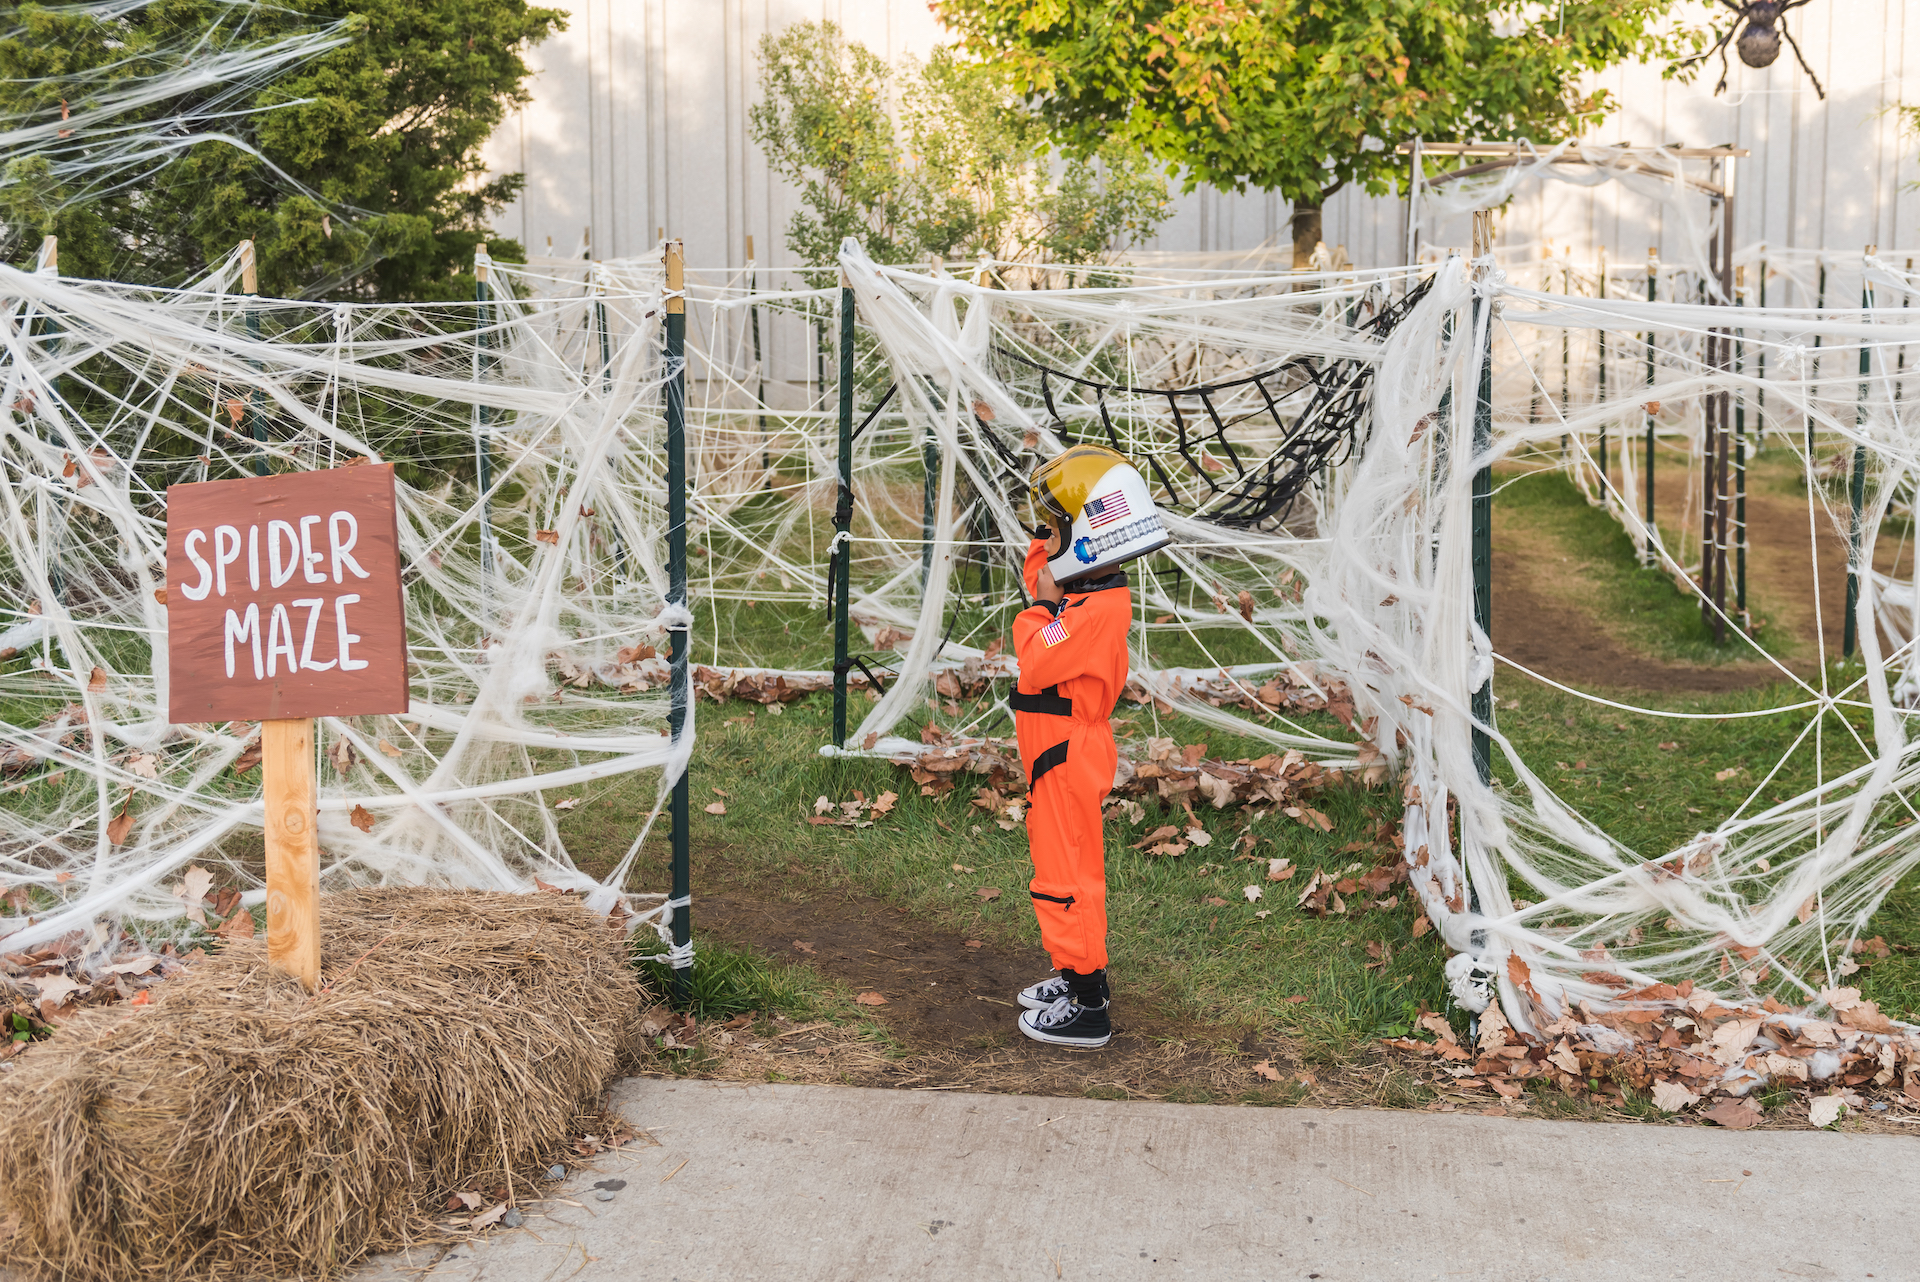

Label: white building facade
[483,0,1918,286]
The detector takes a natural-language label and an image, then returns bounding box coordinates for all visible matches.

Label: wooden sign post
[165,464,409,990]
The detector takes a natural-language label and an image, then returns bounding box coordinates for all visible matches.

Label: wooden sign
[164,461,408,992]
[165,464,408,723]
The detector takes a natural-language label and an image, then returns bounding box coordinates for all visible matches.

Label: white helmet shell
[1031,446,1171,584]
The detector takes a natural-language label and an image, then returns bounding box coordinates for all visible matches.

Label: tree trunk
[1290,203,1322,270]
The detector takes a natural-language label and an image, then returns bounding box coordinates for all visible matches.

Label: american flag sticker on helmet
[1085,491,1131,528]
[1041,617,1070,647]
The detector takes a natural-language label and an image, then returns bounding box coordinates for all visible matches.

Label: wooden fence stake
[262,718,321,990]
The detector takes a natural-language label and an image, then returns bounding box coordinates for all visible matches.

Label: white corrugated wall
[484,0,1917,299]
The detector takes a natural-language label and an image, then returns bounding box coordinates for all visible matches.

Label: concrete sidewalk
[357,1079,1914,1281]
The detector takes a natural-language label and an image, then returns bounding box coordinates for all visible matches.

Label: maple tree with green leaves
[751,20,1170,283]
[935,0,1696,263]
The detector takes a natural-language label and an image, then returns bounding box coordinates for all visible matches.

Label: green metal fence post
[1597,246,1608,487]
[241,241,268,476]
[1471,213,1494,785]
[832,272,855,746]
[1755,254,1768,445]
[1644,249,1657,562]
[748,235,770,480]
[473,245,493,576]
[1735,264,1747,624]
[1843,248,1874,661]
[1807,261,1825,460]
[664,240,693,1004]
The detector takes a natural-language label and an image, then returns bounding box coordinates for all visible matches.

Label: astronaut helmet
[1029,444,1171,585]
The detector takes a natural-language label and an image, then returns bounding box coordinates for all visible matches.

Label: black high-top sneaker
[1017,974,1071,1010]
[1017,993,1112,1048]
[1018,968,1109,1011]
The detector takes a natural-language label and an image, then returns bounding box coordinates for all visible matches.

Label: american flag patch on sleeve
[1041,617,1070,647]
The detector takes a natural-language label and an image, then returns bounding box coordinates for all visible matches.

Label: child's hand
[1035,560,1065,605]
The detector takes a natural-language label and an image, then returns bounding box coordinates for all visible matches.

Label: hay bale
[0,888,643,1280]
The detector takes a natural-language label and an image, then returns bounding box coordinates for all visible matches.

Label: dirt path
[1490,543,1778,693]
[695,883,1313,1103]
[1494,452,1910,693]
[1628,449,1906,659]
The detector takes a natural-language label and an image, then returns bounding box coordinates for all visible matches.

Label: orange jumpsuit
[1011,538,1132,976]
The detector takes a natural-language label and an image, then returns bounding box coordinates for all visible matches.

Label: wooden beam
[262,718,321,991]
[1398,142,1748,158]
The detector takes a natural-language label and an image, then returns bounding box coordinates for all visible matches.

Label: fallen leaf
[87,666,108,693]
[102,955,158,976]
[174,865,213,925]
[126,753,159,779]
[1658,741,1679,751]
[27,974,86,1008]
[872,790,899,816]
[554,797,581,811]
[1202,896,1229,907]
[1701,1101,1761,1130]
[448,1191,484,1211]
[1266,857,1293,881]
[1807,1095,1845,1128]
[1252,1059,1282,1082]
[975,888,1001,902]
[1411,915,1432,939]
[1242,885,1263,903]
[814,795,834,815]
[534,529,559,545]
[791,940,815,954]
[964,940,983,948]
[348,804,375,834]
[1278,994,1308,1004]
[107,800,134,846]
[377,739,403,758]
[214,910,255,940]
[854,991,888,1006]
[1650,1079,1701,1113]
[704,801,727,815]
[329,738,356,774]
[1714,767,1740,782]
[470,1203,508,1230]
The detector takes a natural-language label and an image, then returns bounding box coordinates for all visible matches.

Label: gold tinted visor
[1029,444,1129,533]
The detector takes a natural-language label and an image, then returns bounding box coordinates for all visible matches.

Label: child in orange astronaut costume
[1010,445,1169,1049]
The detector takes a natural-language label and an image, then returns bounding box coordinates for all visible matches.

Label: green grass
[555,635,1920,1059]
[570,696,1452,1063]
[636,935,851,1023]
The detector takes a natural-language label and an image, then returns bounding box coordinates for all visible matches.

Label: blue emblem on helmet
[1073,535,1097,563]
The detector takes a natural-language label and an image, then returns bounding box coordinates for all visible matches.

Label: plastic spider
[1677,0,1825,99]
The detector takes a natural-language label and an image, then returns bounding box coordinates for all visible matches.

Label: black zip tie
[851,382,898,444]
[832,653,893,696]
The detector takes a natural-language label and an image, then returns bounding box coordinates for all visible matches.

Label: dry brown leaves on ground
[1384,976,1920,1128]
[888,731,1367,832]
[0,865,261,1052]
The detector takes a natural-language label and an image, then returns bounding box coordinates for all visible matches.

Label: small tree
[750,20,1169,283]
[935,0,1692,265]
[0,0,565,300]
